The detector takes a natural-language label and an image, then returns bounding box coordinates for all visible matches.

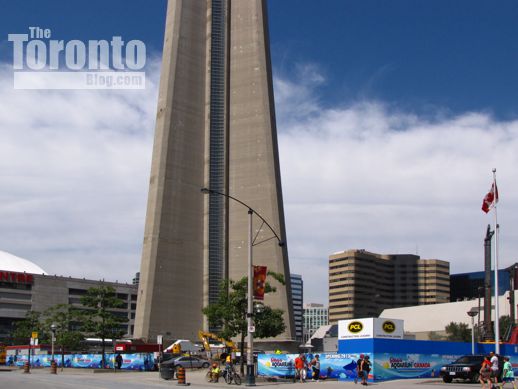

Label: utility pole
[483,224,495,341]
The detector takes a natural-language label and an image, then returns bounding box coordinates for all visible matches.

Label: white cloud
[0,61,160,282]
[276,71,518,304]
[1,59,516,306]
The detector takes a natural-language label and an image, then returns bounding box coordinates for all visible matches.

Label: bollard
[50,360,57,374]
[23,362,30,374]
[176,366,190,386]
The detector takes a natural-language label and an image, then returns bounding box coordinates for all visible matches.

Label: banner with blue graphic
[6,353,154,370]
[257,353,369,380]
[372,353,460,380]
[257,352,470,381]
[257,353,295,377]
[318,353,367,380]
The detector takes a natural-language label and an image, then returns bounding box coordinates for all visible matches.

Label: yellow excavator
[198,331,237,355]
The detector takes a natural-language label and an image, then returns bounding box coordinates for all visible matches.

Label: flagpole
[492,168,500,354]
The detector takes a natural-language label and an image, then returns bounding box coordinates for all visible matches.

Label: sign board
[373,318,403,339]
[31,332,38,339]
[0,271,34,284]
[157,335,163,344]
[248,325,255,333]
[338,318,374,340]
[338,318,404,340]
[257,353,369,379]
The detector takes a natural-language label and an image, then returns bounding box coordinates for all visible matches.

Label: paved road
[0,368,482,389]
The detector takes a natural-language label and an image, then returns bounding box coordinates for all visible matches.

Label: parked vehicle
[172,355,210,369]
[439,354,504,383]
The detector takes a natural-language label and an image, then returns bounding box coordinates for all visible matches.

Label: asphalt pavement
[0,367,483,389]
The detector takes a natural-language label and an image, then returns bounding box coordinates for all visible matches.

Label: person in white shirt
[489,351,499,388]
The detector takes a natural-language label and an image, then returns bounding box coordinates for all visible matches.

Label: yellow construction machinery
[198,331,237,354]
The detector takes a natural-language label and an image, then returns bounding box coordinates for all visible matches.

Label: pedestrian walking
[355,354,364,384]
[480,356,492,389]
[311,355,321,381]
[501,357,516,389]
[294,354,304,383]
[302,354,310,382]
[115,353,123,370]
[490,351,500,389]
[360,355,371,386]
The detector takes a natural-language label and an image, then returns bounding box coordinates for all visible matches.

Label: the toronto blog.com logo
[8,27,146,90]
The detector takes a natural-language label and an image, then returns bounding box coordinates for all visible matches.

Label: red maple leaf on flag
[482,182,498,213]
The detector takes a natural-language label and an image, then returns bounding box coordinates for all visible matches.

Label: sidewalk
[1,367,448,389]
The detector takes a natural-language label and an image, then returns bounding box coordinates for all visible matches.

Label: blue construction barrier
[5,353,155,370]
[257,340,518,382]
[257,352,362,380]
[339,338,518,381]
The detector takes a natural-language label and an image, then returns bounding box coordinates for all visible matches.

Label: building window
[0,291,31,300]
[0,303,31,310]
[68,288,87,295]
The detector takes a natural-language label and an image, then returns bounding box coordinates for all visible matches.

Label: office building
[328,249,450,323]
[0,250,137,343]
[290,274,303,342]
[303,303,328,343]
[450,269,510,302]
[134,0,294,342]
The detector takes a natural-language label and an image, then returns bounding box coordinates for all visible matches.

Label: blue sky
[3,0,518,117]
[1,1,518,305]
[269,1,518,119]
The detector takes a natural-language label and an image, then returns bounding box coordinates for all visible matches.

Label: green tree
[11,311,48,345]
[253,305,285,338]
[445,322,471,342]
[202,272,286,373]
[79,286,128,368]
[42,304,85,366]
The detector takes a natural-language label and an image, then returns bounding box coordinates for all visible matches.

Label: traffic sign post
[27,332,38,371]
[157,335,163,381]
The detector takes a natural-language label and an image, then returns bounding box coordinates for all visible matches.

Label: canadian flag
[481,182,499,213]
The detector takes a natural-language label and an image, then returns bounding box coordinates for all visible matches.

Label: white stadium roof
[0,250,48,275]
[380,290,516,333]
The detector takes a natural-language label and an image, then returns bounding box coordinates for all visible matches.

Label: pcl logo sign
[348,321,363,333]
[382,320,396,333]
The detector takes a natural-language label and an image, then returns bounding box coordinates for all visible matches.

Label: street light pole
[246,208,255,386]
[201,187,284,387]
[50,323,56,363]
[467,309,478,355]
